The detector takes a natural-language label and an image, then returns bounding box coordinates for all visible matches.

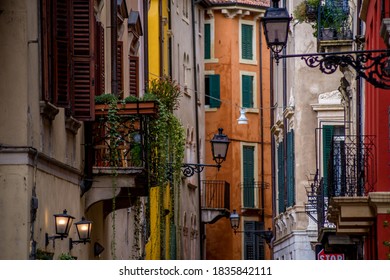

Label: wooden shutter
[242,24,253,60]
[322,125,334,196]
[71,0,95,121]
[242,75,253,108]
[41,0,52,101]
[244,221,264,260]
[95,20,105,96]
[117,41,124,97]
[209,74,220,108]
[277,143,285,213]
[286,130,295,207]
[53,0,71,107]
[204,23,211,59]
[129,56,139,97]
[243,146,255,208]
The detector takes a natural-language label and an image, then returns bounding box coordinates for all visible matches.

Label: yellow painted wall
[145,186,161,259]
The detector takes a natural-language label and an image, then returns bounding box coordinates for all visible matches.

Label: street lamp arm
[181,163,221,177]
[274,49,390,89]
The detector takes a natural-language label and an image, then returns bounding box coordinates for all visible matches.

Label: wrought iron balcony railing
[318,0,353,41]
[241,181,269,210]
[327,135,376,198]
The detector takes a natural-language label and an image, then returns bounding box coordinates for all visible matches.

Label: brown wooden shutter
[71,0,95,121]
[41,0,52,101]
[129,56,139,97]
[53,0,70,107]
[95,20,105,96]
[117,41,124,98]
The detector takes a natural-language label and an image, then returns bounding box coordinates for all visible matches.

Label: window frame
[239,20,257,64]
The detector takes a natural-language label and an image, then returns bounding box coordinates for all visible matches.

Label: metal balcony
[201,180,230,224]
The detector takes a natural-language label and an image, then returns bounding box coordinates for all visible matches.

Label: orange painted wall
[204,11,272,260]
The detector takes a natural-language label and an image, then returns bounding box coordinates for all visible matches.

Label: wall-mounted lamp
[180,128,230,177]
[229,209,273,244]
[237,108,248,125]
[262,0,390,89]
[69,217,93,250]
[45,209,75,247]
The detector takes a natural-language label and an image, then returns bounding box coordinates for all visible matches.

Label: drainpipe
[270,54,276,259]
[143,0,149,91]
[259,22,265,225]
[159,0,163,75]
[111,0,118,96]
[190,0,203,259]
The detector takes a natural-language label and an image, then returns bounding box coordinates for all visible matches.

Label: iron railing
[327,135,376,197]
[201,180,230,210]
[318,0,353,41]
[241,181,269,209]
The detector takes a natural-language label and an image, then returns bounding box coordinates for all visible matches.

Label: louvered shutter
[244,221,264,260]
[129,56,139,97]
[41,0,52,101]
[117,41,124,97]
[322,125,334,196]
[242,24,253,60]
[95,20,105,96]
[209,75,220,108]
[243,146,255,208]
[286,130,295,207]
[242,75,253,108]
[204,23,211,59]
[53,0,71,107]
[71,0,95,121]
[277,143,285,213]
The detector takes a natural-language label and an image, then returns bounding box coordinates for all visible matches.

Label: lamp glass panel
[265,21,288,46]
[212,142,228,159]
[77,223,91,240]
[55,216,72,235]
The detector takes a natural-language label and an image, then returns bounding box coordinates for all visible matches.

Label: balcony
[85,102,157,213]
[201,180,230,224]
[317,0,354,52]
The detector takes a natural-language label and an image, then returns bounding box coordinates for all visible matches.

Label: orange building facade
[202,0,273,260]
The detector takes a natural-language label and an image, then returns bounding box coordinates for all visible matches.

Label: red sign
[317,249,345,260]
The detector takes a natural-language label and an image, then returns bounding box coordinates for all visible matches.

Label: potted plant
[95,93,158,116]
[293,0,320,23]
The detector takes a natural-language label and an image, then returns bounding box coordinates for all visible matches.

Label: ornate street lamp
[180,128,230,177]
[45,209,75,247]
[229,210,273,244]
[69,217,93,250]
[262,0,390,89]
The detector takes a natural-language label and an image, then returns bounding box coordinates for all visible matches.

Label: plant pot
[95,101,158,116]
[321,28,336,40]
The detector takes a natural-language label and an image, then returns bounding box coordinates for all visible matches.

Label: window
[286,130,295,207]
[129,56,139,97]
[205,74,220,108]
[241,24,253,60]
[277,142,285,213]
[117,41,124,98]
[242,75,254,108]
[244,221,265,260]
[95,20,105,96]
[41,0,95,121]
[204,23,211,59]
[243,146,255,208]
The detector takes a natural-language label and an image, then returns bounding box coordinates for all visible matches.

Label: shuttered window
[322,125,334,197]
[242,75,253,108]
[95,20,105,96]
[277,143,285,214]
[286,130,295,207]
[241,24,253,60]
[42,0,95,121]
[129,56,139,97]
[244,221,265,260]
[117,41,124,98]
[204,23,211,59]
[243,146,255,208]
[205,74,220,108]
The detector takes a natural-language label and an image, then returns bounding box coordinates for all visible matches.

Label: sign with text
[317,249,345,260]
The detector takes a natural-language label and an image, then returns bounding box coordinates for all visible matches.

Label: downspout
[270,54,276,259]
[143,0,149,90]
[259,21,265,225]
[159,0,163,75]
[111,0,118,96]
[190,0,203,259]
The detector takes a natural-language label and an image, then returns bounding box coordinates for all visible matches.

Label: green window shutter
[286,130,295,207]
[204,23,211,59]
[244,221,264,260]
[243,146,255,208]
[208,74,220,108]
[241,24,253,60]
[277,143,285,213]
[322,125,334,197]
[242,75,253,108]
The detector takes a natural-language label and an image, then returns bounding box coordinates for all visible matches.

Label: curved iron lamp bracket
[274,49,390,89]
[181,163,221,178]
